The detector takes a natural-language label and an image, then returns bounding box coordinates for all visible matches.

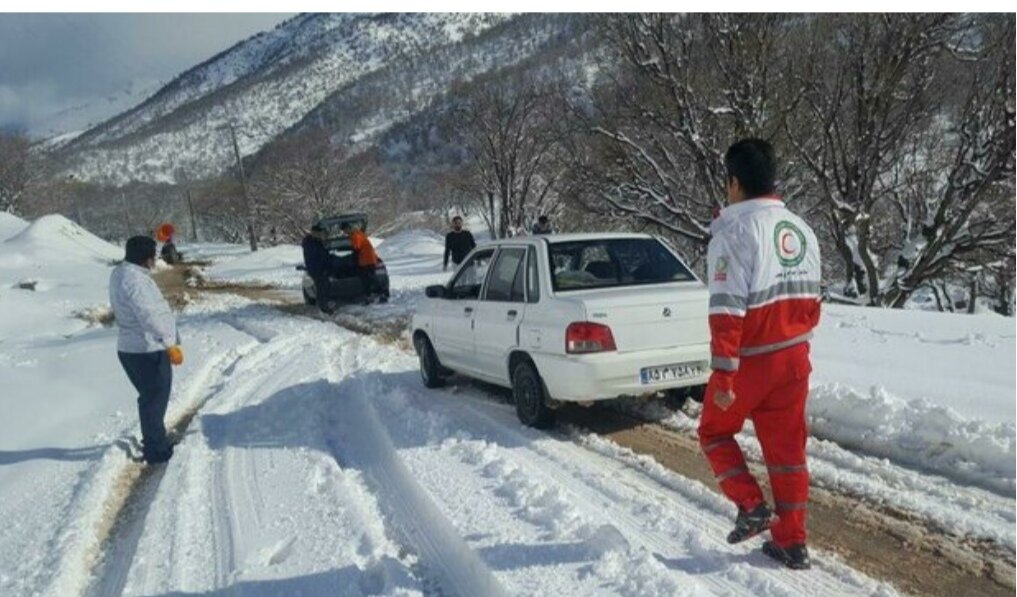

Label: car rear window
[548,238,695,291]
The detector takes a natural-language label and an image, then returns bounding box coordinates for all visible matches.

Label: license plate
[640,361,706,385]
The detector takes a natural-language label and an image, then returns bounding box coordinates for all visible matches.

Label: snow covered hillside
[1,222,1013,596]
[51,13,581,184]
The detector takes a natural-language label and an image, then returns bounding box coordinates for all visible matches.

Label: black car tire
[512,360,555,429]
[664,384,707,410]
[688,383,707,404]
[415,335,445,389]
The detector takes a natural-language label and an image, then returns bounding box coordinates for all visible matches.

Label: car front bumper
[532,344,710,402]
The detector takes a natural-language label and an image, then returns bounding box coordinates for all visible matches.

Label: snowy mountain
[34,77,164,143]
[53,13,582,185]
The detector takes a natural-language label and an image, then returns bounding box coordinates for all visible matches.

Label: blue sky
[0,13,293,137]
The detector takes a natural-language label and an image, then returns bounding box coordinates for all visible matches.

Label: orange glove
[167,345,184,366]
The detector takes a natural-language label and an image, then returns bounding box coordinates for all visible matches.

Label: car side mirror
[425,285,447,299]
[295,265,306,271]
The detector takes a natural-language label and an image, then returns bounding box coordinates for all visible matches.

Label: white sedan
[411,233,710,427]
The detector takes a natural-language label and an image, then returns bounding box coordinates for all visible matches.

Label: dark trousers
[118,351,173,461]
[358,265,387,298]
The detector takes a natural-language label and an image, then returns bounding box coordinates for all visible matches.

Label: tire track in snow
[132,330,320,595]
[82,311,309,597]
[324,348,508,597]
[82,345,251,597]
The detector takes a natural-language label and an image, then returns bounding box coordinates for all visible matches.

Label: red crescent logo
[781,231,794,255]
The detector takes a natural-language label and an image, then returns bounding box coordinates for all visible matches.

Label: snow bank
[4,214,120,263]
[205,244,304,289]
[0,215,123,340]
[810,304,1016,494]
[377,228,445,258]
[814,305,1016,426]
[0,212,28,242]
[808,383,1015,495]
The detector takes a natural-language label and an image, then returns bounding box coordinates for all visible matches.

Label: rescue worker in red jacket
[700,138,821,570]
[341,221,388,303]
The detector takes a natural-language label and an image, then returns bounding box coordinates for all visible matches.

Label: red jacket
[707,198,821,390]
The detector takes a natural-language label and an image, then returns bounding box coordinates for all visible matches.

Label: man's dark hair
[452,215,463,223]
[725,138,777,198]
[340,222,351,231]
[310,224,324,233]
[538,215,548,223]
[125,236,157,266]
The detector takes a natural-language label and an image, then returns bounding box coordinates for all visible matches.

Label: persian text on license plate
[640,361,706,385]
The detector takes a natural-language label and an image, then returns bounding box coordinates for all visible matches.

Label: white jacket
[109,262,178,353]
[706,197,821,385]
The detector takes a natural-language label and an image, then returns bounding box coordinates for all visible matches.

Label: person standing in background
[109,236,183,464]
[531,215,554,235]
[443,216,476,271]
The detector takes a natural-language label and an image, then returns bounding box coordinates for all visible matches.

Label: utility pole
[223,122,258,252]
[486,190,496,239]
[186,187,199,243]
[176,167,200,243]
[121,191,132,237]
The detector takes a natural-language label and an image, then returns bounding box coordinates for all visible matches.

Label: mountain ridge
[54,13,527,184]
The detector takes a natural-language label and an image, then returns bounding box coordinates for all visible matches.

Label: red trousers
[698,342,812,547]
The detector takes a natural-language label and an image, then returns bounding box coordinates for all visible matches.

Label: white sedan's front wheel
[415,336,445,389]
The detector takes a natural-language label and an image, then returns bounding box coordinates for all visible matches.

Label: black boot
[144,444,174,465]
[727,503,773,544]
[762,541,811,570]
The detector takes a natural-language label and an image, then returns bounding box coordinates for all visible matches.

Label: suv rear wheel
[512,360,554,428]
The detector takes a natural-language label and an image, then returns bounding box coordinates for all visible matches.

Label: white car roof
[481,232,655,247]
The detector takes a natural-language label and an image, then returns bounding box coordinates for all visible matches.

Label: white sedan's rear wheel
[512,360,554,429]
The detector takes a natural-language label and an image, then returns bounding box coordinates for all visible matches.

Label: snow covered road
[77,296,891,596]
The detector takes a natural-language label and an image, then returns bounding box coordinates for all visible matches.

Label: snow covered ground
[0,220,1013,596]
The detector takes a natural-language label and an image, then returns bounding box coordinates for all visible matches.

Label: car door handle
[464,307,474,314]
[507,309,518,318]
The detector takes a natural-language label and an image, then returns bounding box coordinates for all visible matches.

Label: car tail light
[566,322,617,354]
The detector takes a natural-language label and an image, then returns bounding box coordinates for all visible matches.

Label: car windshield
[548,238,695,291]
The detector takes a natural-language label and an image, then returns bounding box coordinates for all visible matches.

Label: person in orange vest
[341,221,388,304]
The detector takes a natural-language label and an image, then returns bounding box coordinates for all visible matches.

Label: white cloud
[0,13,294,137]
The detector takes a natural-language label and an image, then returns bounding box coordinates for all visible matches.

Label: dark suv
[298,213,390,313]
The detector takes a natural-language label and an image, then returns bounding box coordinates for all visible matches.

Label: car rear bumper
[531,344,710,402]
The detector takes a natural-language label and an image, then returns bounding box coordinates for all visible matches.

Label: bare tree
[568,14,796,258]
[217,121,259,251]
[0,132,44,215]
[251,130,393,240]
[783,14,984,304]
[881,18,1015,308]
[453,76,565,238]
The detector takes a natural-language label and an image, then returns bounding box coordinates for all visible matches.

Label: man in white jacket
[109,236,183,464]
